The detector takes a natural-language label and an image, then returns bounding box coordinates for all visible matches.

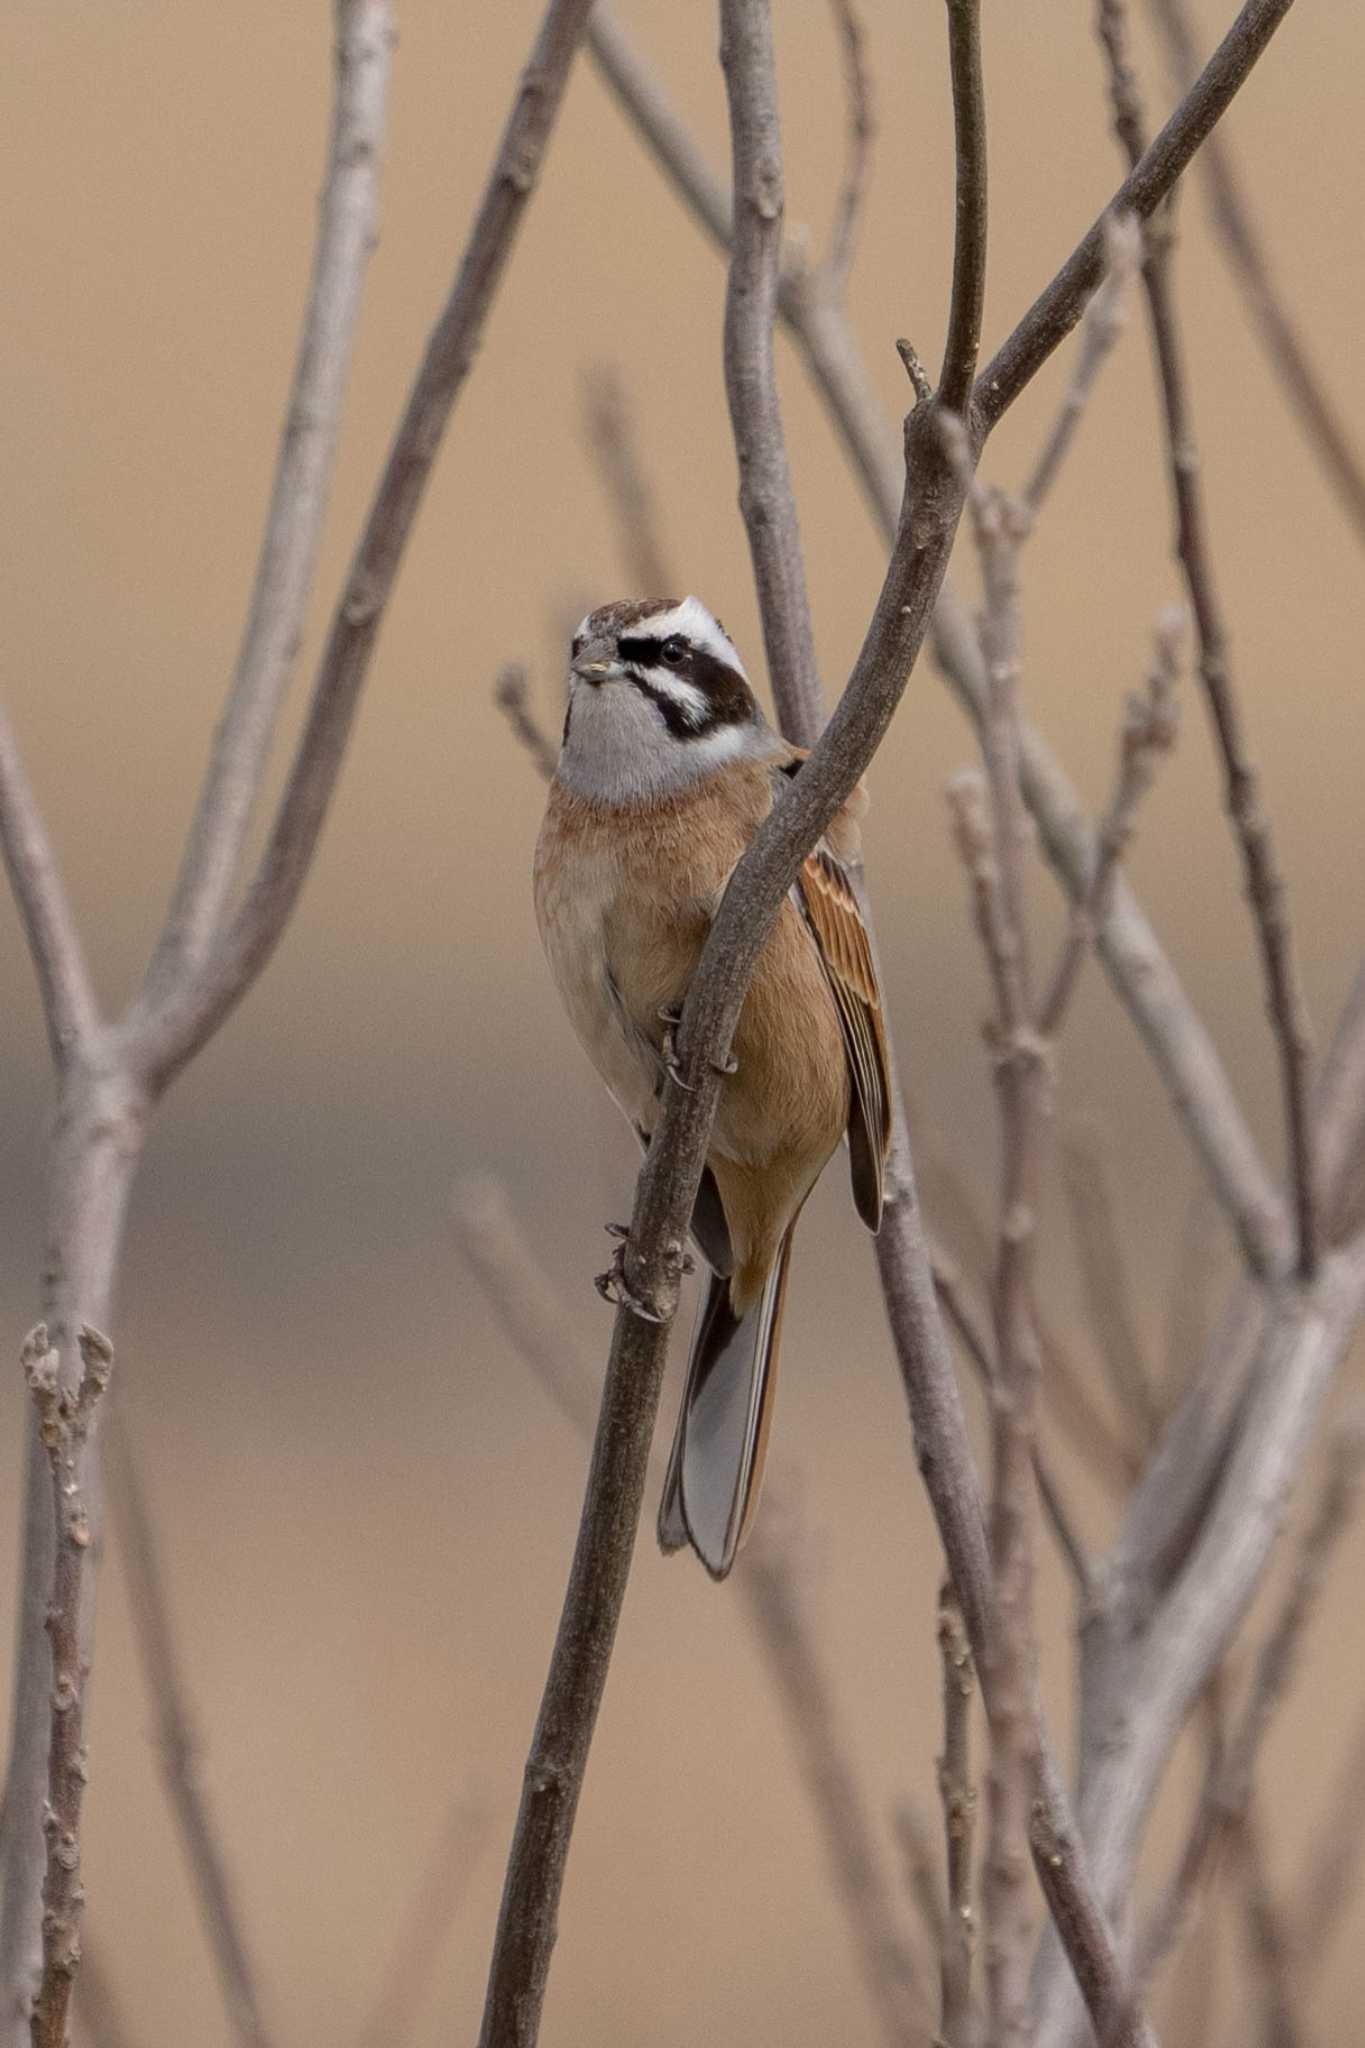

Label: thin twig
[948,490,1046,2048]
[493,666,559,785]
[128,0,597,1095]
[140,0,395,1004]
[938,0,988,414]
[1133,1416,1365,1996]
[23,1325,113,2048]
[1023,210,1141,516]
[585,0,1291,1286]
[936,1583,978,2048]
[922,1157,1136,1494]
[1037,610,1182,1036]
[0,702,100,1065]
[931,1252,1091,1597]
[1144,0,1365,552]
[719,0,821,742]
[106,1415,276,2048]
[354,1794,494,2048]
[454,1182,923,2048]
[825,0,874,290]
[579,367,675,599]
[1094,0,1316,1280]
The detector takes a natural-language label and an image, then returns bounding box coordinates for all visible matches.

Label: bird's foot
[657,1003,738,1083]
[604,1219,691,1273]
[595,1240,669,1322]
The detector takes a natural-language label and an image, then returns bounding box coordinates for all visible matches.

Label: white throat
[556,677,779,805]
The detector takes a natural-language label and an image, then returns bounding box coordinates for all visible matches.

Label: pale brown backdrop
[2,3,1363,2042]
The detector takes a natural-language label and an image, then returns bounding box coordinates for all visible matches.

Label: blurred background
[2,1,1363,2041]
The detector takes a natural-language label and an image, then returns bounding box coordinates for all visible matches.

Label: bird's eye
[661,636,687,665]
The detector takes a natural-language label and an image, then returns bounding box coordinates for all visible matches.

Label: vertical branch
[719,0,822,743]
[140,0,395,1001]
[946,482,1046,2048]
[938,0,988,414]
[936,1584,978,2048]
[22,1326,113,2048]
[1094,0,1317,1279]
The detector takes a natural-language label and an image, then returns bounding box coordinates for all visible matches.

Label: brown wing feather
[796,847,893,1231]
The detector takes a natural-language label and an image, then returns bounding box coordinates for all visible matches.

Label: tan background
[2,2,1363,2041]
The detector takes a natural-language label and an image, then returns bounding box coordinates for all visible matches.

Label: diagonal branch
[128,0,598,1095]
[973,0,1298,436]
[138,0,394,1008]
[585,0,1291,1286]
[0,702,101,1065]
[455,1182,924,2048]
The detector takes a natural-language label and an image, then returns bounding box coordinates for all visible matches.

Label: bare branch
[482,9,1297,2035]
[580,367,675,599]
[1144,0,1365,551]
[583,0,1290,1284]
[140,0,394,1003]
[587,7,732,251]
[0,702,101,1065]
[720,0,821,742]
[1023,210,1141,515]
[973,0,1298,435]
[354,1794,494,2048]
[493,666,559,786]
[129,0,597,1094]
[23,1325,113,2048]
[938,0,988,414]
[1093,0,1317,1279]
[932,1251,1091,1596]
[106,1415,276,2048]
[1135,1419,1365,1995]
[825,0,874,289]
[456,1182,922,2048]
[936,1584,979,2048]
[1037,608,1181,1036]
[1035,1244,1365,2044]
[947,491,1049,2048]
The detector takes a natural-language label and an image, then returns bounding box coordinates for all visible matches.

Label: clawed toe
[594,1242,668,1323]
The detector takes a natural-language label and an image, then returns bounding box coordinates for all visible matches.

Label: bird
[533,596,891,1578]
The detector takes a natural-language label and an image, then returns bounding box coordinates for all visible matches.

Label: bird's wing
[796,844,892,1230]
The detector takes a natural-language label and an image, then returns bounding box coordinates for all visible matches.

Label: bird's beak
[570,638,623,683]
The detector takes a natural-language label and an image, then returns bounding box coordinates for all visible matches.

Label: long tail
[657,1229,795,1579]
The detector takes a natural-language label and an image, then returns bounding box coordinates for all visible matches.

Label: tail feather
[658,1230,795,1578]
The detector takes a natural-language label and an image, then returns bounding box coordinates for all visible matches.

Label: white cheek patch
[640,669,710,726]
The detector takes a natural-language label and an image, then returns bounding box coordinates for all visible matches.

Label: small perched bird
[533,597,891,1578]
